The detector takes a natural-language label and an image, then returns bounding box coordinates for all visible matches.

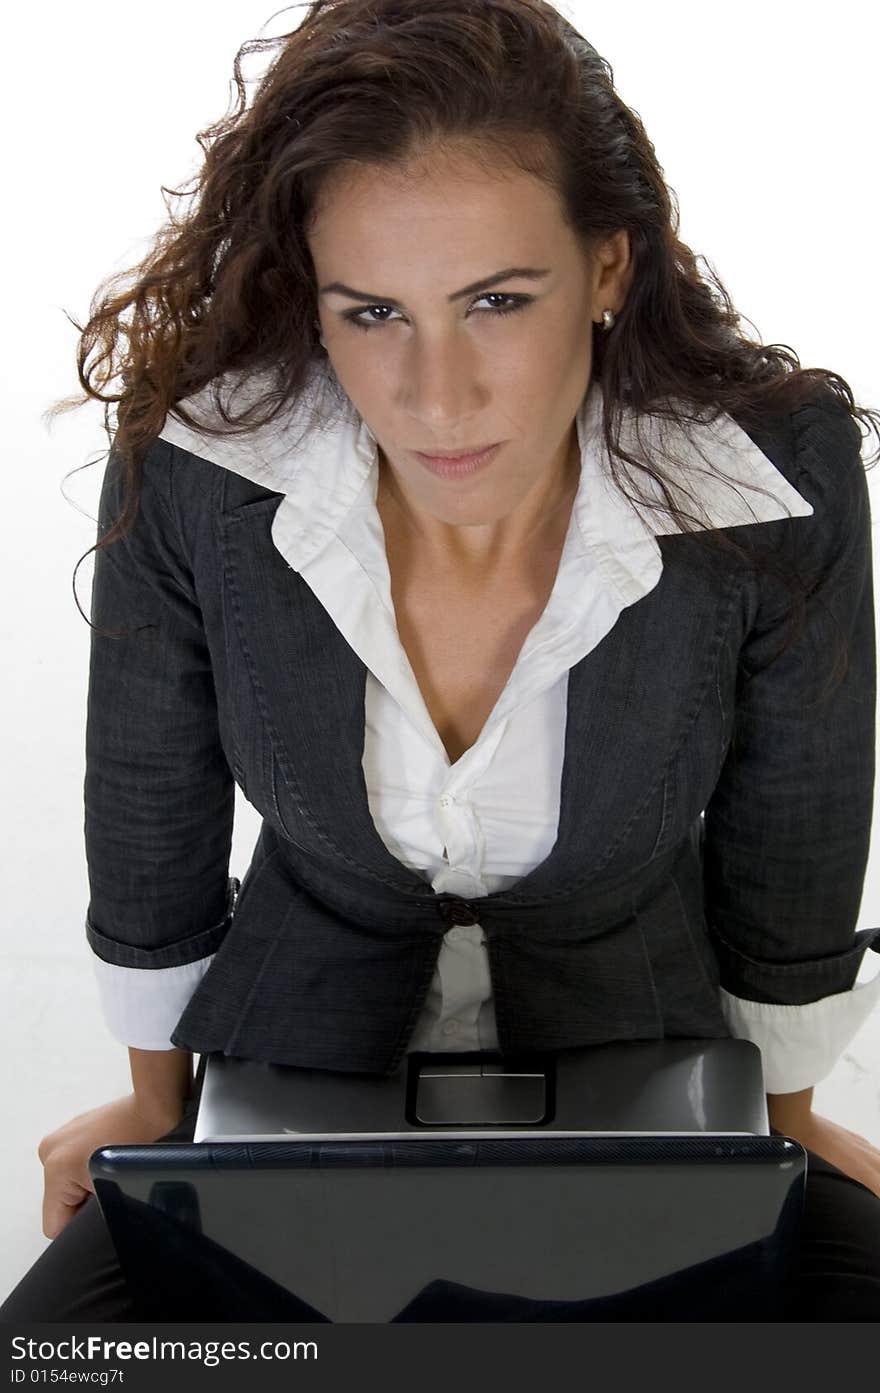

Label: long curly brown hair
[51,0,878,687]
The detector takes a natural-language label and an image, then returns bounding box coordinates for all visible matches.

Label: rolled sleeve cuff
[85,877,239,970]
[91,953,217,1049]
[719,961,880,1093]
[710,924,880,1006]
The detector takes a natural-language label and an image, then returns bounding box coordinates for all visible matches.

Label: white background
[1,0,879,1295]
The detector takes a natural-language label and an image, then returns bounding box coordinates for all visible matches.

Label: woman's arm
[766,1086,880,1199]
[766,1086,813,1132]
[85,438,236,1051]
[129,1046,194,1130]
[703,396,880,1196]
[704,394,879,1091]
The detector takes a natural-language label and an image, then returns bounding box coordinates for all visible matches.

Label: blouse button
[437,897,478,926]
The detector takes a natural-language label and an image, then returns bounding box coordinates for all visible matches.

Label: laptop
[194,1037,770,1140]
[89,1040,806,1322]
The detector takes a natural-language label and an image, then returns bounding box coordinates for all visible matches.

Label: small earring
[601,308,616,330]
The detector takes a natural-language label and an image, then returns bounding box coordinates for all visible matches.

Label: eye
[340,292,532,332]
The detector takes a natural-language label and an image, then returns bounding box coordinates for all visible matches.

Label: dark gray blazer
[83,392,880,1074]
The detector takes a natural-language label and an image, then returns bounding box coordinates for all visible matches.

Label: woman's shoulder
[786,390,869,556]
[731,385,869,546]
[749,388,872,601]
[150,430,283,516]
[153,363,358,521]
[789,387,867,494]
[731,384,861,484]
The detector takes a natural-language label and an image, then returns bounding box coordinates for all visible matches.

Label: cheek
[492,351,573,434]
[325,349,391,417]
[504,326,584,392]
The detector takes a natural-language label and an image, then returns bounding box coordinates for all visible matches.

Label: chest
[381,531,564,766]
[215,479,744,889]
[395,588,551,764]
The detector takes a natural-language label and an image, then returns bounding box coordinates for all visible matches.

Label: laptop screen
[91,1134,804,1322]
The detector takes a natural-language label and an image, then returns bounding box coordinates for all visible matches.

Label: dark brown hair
[51,0,878,688]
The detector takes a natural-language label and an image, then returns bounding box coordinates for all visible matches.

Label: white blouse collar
[158,362,814,607]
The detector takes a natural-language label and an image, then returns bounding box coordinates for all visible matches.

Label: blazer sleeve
[84,438,238,1049]
[703,393,880,1092]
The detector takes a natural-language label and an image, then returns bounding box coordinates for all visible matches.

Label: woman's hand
[781,1111,880,1200]
[37,1094,185,1240]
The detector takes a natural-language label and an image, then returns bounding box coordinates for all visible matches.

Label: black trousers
[3,1061,880,1323]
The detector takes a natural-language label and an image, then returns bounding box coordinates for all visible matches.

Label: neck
[376,431,581,578]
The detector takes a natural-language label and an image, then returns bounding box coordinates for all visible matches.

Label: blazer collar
[158,363,814,598]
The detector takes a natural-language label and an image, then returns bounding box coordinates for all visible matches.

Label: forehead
[306,144,569,257]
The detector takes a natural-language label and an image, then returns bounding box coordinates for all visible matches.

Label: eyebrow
[318,266,552,309]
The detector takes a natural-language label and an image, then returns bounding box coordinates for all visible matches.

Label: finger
[42,1179,91,1240]
[42,1198,87,1240]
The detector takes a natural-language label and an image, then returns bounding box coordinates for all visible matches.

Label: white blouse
[91,370,880,1093]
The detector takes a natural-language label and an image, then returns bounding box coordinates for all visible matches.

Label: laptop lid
[89,1132,805,1322]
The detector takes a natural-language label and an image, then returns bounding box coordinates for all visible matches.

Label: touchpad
[414,1061,547,1124]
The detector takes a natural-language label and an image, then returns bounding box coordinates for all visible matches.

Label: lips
[415,442,502,477]
[416,443,498,459]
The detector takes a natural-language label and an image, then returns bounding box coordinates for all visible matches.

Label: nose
[397,330,489,428]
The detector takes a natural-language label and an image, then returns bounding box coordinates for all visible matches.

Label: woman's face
[306,143,630,538]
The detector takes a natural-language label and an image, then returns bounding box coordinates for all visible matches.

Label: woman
[3,0,880,1321]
